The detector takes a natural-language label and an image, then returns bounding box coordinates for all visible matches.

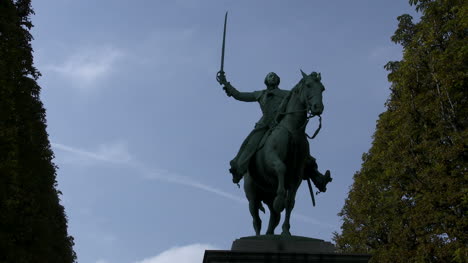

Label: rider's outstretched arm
[224,83,262,102]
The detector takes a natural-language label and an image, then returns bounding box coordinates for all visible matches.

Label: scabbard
[307,177,316,207]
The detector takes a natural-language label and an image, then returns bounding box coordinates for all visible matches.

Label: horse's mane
[275,93,291,123]
[275,73,322,123]
[291,72,322,93]
[290,77,305,94]
[275,78,304,123]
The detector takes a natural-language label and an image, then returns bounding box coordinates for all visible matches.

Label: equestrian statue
[216,12,332,236]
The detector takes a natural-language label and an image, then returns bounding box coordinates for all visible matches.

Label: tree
[0,0,76,262]
[334,0,467,262]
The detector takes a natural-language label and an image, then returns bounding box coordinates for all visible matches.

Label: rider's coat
[226,85,289,178]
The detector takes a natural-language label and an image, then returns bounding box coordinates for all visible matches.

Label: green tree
[334,0,467,262]
[0,0,76,262]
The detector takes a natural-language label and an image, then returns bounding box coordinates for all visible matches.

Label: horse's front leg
[282,189,298,236]
[266,131,288,214]
[244,173,262,235]
[270,156,286,213]
[266,201,281,235]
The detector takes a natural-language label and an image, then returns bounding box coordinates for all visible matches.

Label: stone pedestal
[203,235,371,263]
[231,235,336,253]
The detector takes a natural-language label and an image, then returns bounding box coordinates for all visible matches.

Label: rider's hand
[216,72,228,85]
[223,83,234,97]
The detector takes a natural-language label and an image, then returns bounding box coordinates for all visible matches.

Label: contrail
[52,142,334,228]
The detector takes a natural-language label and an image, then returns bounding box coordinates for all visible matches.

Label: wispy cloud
[134,243,218,263]
[45,46,124,89]
[52,142,334,228]
[52,142,131,163]
[138,166,246,204]
[133,27,216,75]
[52,142,243,203]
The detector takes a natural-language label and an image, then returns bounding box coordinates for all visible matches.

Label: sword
[216,11,229,94]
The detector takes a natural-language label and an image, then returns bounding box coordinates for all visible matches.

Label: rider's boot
[230,160,243,184]
[305,156,332,192]
[311,169,332,193]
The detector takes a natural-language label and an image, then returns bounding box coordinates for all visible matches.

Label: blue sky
[30,1,419,262]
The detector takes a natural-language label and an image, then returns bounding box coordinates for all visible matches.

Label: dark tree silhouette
[0,1,76,262]
[334,0,467,262]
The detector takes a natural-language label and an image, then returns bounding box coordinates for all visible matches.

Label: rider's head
[264,72,280,88]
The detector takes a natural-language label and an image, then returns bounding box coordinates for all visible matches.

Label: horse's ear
[318,72,321,81]
[300,69,307,78]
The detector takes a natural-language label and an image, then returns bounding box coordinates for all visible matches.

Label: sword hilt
[216,70,226,84]
[217,71,233,97]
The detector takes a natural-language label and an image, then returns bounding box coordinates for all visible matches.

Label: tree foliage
[334,0,467,262]
[0,0,76,262]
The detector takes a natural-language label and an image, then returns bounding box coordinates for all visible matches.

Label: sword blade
[220,11,228,72]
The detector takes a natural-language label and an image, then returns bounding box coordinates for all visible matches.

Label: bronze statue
[216,12,331,236]
[221,72,289,184]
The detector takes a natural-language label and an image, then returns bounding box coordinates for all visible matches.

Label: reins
[304,114,322,139]
[276,85,322,140]
[292,110,321,139]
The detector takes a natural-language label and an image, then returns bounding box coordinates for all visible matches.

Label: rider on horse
[217,72,330,191]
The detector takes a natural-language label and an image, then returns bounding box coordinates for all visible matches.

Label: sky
[30,1,420,262]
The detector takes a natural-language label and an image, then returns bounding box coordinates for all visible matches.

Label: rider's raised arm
[224,83,262,102]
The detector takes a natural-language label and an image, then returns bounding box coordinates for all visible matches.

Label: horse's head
[299,70,325,116]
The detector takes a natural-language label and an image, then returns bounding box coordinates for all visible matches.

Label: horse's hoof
[273,195,285,213]
[281,230,291,236]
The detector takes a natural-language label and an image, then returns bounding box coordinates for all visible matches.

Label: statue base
[202,235,371,263]
[232,235,335,253]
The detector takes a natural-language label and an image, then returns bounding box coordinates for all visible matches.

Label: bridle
[276,79,323,139]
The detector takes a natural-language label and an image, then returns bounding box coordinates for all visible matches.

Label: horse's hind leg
[281,189,298,236]
[244,173,261,235]
[266,202,281,235]
[249,200,261,236]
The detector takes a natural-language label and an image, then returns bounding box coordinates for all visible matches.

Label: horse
[244,70,326,236]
